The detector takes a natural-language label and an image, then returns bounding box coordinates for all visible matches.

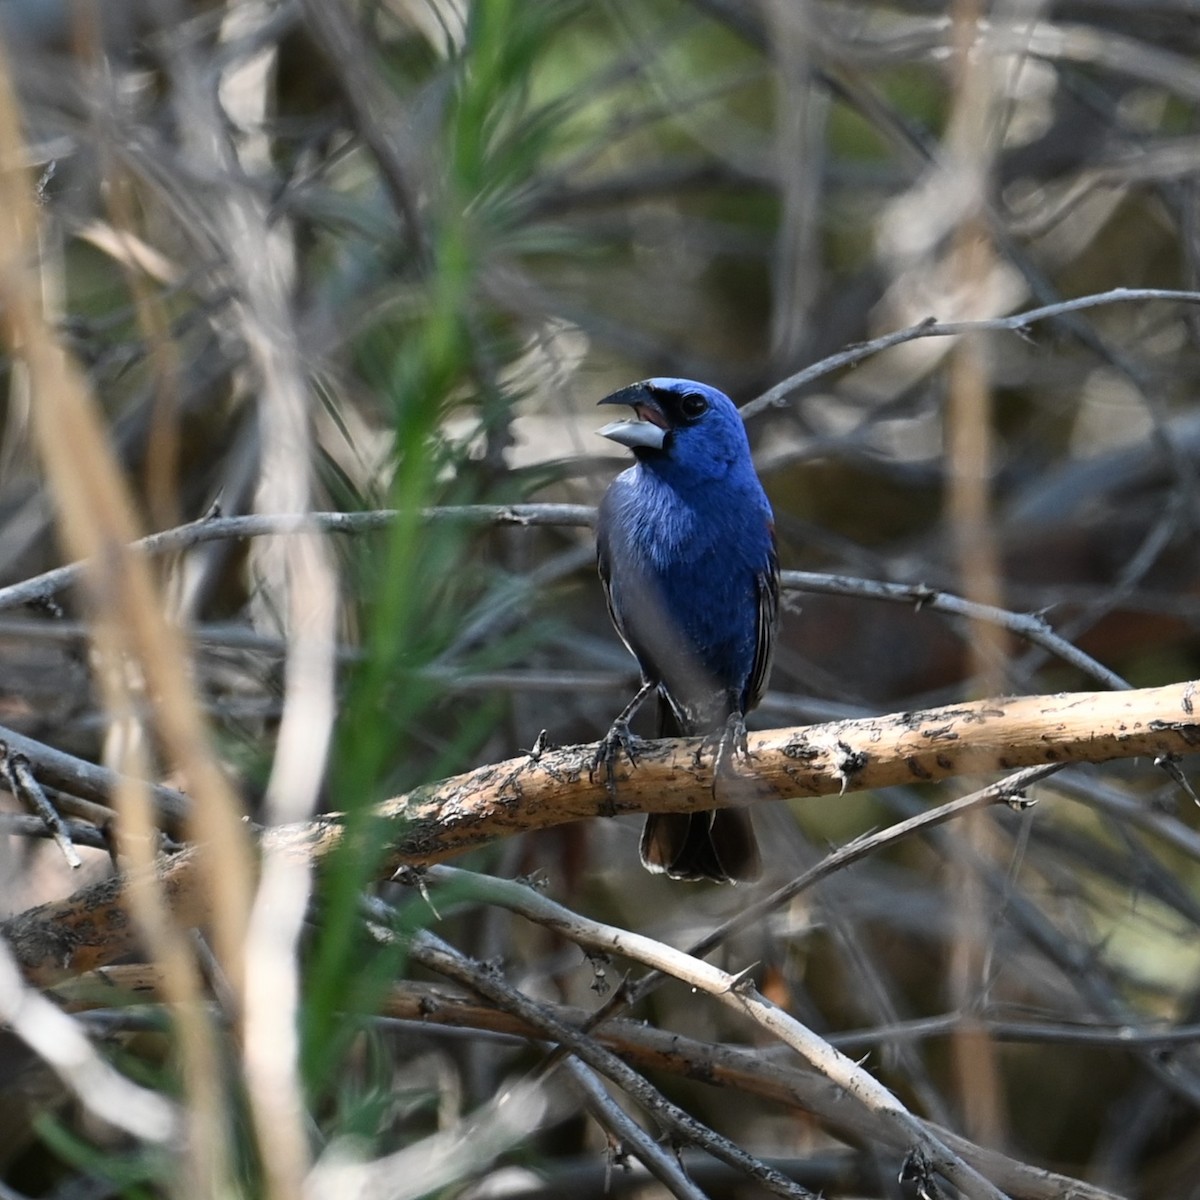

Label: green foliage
[302,1,589,1105]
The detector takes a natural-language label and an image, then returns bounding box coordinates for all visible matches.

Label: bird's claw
[590,719,643,814]
[694,713,751,791]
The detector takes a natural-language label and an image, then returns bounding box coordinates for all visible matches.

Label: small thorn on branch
[392,864,441,917]
[1154,753,1200,807]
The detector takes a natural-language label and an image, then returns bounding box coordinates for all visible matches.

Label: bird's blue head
[596,377,751,485]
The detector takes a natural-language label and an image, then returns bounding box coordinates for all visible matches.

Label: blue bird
[594,377,779,882]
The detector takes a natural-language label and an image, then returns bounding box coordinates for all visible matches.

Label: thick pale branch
[3,681,1197,983]
[352,680,1200,864]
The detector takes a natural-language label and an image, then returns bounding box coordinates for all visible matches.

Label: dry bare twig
[563,1057,713,1200]
[0,505,598,614]
[59,965,1125,1200]
[405,928,822,1200]
[401,875,1010,1198]
[0,747,83,868]
[0,721,189,829]
[740,290,1200,418]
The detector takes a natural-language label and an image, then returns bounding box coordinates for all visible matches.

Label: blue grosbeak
[595,378,778,882]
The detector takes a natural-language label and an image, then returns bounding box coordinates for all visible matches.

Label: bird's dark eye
[679,392,708,419]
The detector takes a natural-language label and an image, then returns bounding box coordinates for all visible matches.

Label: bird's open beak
[597,382,668,450]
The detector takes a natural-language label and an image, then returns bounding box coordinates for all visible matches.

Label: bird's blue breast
[600,464,772,713]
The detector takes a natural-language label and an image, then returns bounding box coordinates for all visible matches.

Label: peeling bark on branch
[4,681,1197,984]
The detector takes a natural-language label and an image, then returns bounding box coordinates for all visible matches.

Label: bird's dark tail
[638,694,761,883]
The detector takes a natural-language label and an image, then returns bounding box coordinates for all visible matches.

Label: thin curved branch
[780,570,1132,690]
[739,286,1200,420]
[0,504,597,613]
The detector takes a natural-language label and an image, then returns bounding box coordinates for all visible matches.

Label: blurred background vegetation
[2,0,1200,1197]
